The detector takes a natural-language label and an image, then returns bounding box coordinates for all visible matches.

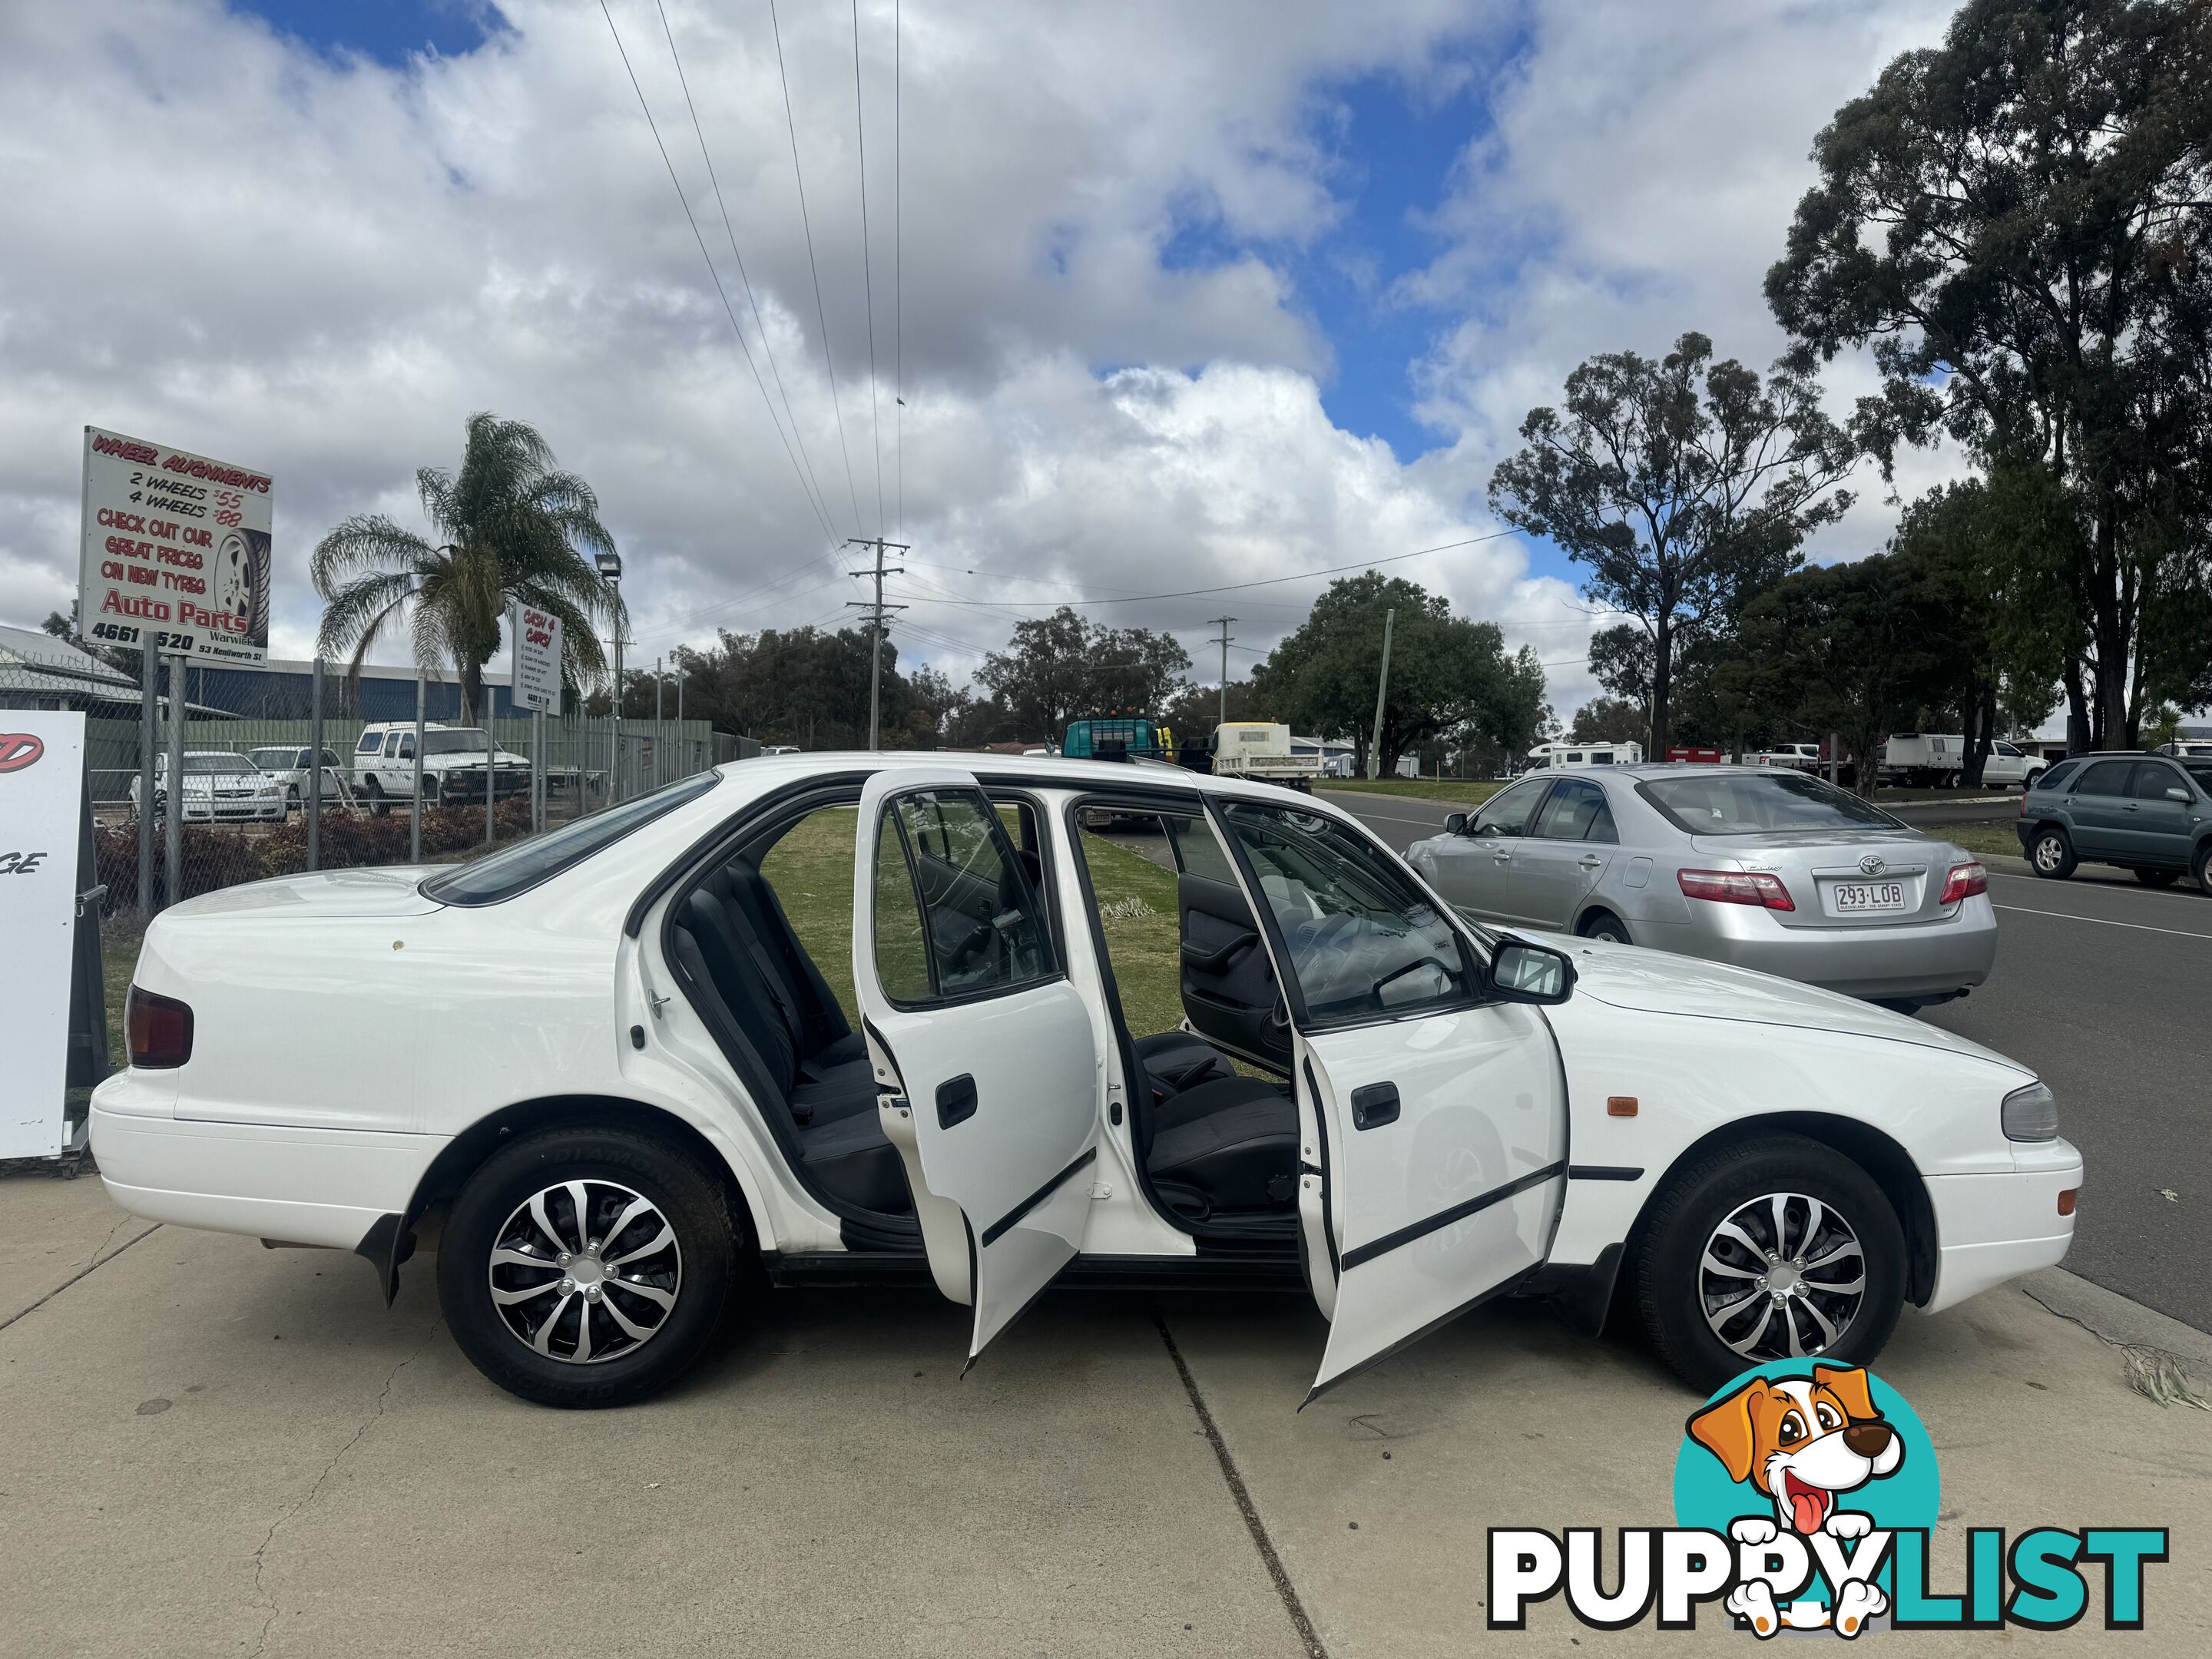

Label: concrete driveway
[3,1170,2209,1656]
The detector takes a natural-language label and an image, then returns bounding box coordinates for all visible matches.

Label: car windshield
[183,753,256,775]
[1638,771,1903,835]
[249,750,294,769]
[420,771,720,906]
[422,730,490,757]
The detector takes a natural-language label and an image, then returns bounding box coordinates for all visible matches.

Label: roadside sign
[79,426,272,664]
[509,601,563,715]
[0,713,88,1158]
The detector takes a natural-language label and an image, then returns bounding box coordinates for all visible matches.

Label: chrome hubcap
[2035,838,2061,870]
[1699,1192,1865,1362]
[487,1179,681,1365]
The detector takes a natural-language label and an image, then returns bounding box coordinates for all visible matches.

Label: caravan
[1526,740,1644,770]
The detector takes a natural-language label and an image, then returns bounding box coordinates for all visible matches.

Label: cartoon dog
[1688,1365,1904,1637]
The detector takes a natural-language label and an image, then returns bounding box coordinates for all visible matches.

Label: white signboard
[79,425,272,664]
[509,600,563,715]
[0,714,87,1159]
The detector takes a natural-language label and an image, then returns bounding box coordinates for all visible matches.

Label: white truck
[1879,733,2046,790]
[1209,721,1320,790]
[1753,742,1823,771]
[350,723,530,815]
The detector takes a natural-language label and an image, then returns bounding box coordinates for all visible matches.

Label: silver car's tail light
[126,985,194,1069]
[1941,862,1988,904]
[2002,1081,2058,1141]
[1677,869,1795,912]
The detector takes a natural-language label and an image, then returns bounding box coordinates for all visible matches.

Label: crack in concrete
[0,1222,160,1336]
[2022,1286,2212,1409]
[244,1321,439,1658]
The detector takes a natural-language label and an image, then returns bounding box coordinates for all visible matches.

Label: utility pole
[1208,616,1236,730]
[846,537,910,750]
[1366,607,1396,781]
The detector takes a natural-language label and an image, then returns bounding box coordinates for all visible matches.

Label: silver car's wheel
[487,1178,683,1365]
[1698,1190,1866,1363]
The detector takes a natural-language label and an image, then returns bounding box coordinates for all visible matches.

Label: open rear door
[853,767,1102,1363]
[1210,796,1569,1402]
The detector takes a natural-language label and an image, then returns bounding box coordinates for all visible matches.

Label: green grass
[1930,821,2028,863]
[1320,778,1507,808]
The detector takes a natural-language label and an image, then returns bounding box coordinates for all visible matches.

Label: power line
[652,0,842,542]
[598,0,841,550]
[851,0,886,538]
[893,0,903,541]
[767,0,866,533]
[891,528,1528,610]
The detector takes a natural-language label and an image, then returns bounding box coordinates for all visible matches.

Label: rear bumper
[91,1100,442,1250]
[1922,1143,2081,1314]
[1681,896,1998,1001]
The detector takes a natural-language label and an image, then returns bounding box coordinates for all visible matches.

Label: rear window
[2035,760,2079,792]
[1637,772,1902,835]
[421,772,720,906]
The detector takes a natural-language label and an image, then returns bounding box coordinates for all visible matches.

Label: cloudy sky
[0,0,1967,719]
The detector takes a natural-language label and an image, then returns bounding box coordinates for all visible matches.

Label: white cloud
[0,0,1972,729]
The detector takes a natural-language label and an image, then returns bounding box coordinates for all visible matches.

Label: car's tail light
[1677,869,1795,911]
[1940,862,1988,905]
[126,985,194,1069]
[2002,1081,2058,1141]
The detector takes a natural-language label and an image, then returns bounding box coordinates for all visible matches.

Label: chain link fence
[3,639,753,918]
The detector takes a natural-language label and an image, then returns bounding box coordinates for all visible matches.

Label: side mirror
[2167,787,2191,803]
[1442,811,1469,836]
[1490,937,1577,1005]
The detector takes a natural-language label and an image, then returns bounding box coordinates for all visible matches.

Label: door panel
[1177,871,1291,1072]
[1512,777,1616,928]
[1210,798,1569,1402]
[2065,760,2137,856]
[853,770,1101,1362]
[1459,778,1553,925]
[2127,762,2198,865]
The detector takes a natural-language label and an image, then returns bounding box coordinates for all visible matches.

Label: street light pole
[1208,616,1236,730]
[1366,607,1396,781]
[596,551,624,803]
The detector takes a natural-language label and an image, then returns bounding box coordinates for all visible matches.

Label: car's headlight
[2002,1081,2058,1142]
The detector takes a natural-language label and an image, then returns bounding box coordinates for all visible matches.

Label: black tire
[2197,843,2212,894]
[2028,824,2076,879]
[2134,868,2180,888]
[1578,909,1632,946]
[362,778,389,817]
[438,1124,744,1409]
[1631,1134,1906,1393]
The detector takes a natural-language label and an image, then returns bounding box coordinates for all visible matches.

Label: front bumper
[1678,895,1999,1001]
[1922,1139,2081,1313]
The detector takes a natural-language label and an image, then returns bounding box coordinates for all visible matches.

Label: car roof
[711,748,1315,805]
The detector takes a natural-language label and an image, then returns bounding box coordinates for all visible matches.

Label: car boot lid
[165,865,447,920]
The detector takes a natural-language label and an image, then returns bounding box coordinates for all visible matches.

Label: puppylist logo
[1488,1362,2167,1637]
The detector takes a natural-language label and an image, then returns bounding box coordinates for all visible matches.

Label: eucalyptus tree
[1488,332,1860,753]
[312,413,621,720]
[1767,0,2212,747]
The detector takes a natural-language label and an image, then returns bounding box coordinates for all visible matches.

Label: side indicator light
[1607,1096,1637,1117]
[2058,1189,2078,1217]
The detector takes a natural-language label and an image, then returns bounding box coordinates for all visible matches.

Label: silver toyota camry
[1405,765,1997,1008]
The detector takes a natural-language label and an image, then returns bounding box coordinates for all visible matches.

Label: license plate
[1831,881,1905,913]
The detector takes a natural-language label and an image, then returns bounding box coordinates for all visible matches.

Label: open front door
[1211,797,1569,1402]
[853,768,1101,1363]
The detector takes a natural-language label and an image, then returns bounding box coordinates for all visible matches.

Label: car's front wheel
[438,1124,744,1408]
[2196,842,2212,894]
[2028,825,2076,879]
[1630,1134,1906,1392]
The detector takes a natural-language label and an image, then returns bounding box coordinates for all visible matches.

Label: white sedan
[91,754,2081,1408]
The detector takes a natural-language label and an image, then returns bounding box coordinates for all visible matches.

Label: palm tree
[312,412,622,721]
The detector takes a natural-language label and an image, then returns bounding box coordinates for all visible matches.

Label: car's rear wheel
[438,1124,743,1408]
[2028,825,2076,879]
[1577,909,1632,946]
[361,778,389,816]
[2134,868,2180,888]
[1631,1134,1906,1392]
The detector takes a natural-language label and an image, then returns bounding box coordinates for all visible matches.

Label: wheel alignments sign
[79,426,271,663]
[1,717,90,1158]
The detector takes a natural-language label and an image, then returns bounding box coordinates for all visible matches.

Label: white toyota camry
[92,754,2081,1408]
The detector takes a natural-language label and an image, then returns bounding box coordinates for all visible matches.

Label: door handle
[1492,852,1512,865]
[1349,1081,1400,1130]
[2123,803,2140,812]
[1578,853,1604,868]
[936,1074,979,1129]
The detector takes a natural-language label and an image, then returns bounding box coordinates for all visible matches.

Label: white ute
[93,753,2080,1409]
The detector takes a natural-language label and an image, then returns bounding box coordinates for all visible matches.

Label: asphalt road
[1323,786,2212,1335]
